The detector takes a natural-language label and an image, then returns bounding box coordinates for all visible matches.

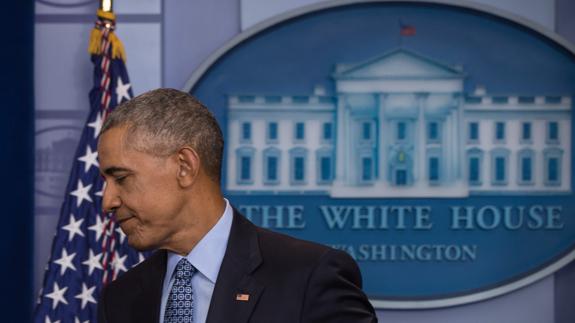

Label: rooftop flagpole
[101,0,113,12]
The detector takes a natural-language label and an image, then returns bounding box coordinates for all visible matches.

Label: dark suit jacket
[98,210,377,323]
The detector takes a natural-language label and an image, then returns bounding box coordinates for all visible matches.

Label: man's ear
[176,146,200,187]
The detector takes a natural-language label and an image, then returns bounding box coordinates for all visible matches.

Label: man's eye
[115,176,127,184]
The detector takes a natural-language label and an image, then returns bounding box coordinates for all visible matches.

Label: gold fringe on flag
[88,9,127,61]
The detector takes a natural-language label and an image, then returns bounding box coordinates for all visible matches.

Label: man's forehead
[98,126,130,164]
[98,130,135,176]
[98,126,130,150]
[98,126,166,170]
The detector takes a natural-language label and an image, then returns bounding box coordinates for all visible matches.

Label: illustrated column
[336,94,347,184]
[378,93,386,183]
[417,93,428,183]
[442,108,452,183]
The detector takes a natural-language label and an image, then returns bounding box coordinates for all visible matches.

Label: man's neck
[163,194,226,256]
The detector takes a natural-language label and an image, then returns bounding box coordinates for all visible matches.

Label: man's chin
[126,236,155,252]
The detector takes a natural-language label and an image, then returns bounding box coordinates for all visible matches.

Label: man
[97,88,377,323]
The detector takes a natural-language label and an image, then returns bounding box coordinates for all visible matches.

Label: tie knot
[174,258,195,281]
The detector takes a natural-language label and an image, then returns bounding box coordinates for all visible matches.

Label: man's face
[98,126,186,251]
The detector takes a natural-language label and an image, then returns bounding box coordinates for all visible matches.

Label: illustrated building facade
[226,49,571,197]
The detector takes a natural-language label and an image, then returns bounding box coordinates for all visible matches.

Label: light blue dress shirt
[159,199,233,323]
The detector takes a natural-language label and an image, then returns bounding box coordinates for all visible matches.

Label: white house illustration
[226,49,571,197]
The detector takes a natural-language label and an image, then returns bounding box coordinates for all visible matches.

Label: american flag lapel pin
[236,293,250,302]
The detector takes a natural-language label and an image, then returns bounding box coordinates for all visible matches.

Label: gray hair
[101,88,224,183]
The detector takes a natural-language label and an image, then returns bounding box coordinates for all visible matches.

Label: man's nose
[102,182,121,213]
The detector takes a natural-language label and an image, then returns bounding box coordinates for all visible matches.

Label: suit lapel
[132,250,167,323]
[206,210,264,323]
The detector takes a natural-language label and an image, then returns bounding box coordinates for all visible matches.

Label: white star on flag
[45,282,68,310]
[70,180,93,207]
[111,251,128,277]
[61,215,85,242]
[87,112,103,139]
[75,318,89,323]
[116,77,132,103]
[45,317,61,323]
[88,214,106,242]
[77,146,99,173]
[133,252,146,268]
[82,249,103,275]
[95,180,105,198]
[53,248,77,276]
[74,283,97,309]
[115,226,127,244]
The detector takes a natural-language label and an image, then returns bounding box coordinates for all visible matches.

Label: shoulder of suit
[254,225,346,265]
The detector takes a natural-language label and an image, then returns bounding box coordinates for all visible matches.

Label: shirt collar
[165,199,233,283]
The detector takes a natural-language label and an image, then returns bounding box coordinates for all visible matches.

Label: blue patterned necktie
[164,258,196,323]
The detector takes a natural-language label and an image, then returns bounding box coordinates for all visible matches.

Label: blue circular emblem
[186,0,575,308]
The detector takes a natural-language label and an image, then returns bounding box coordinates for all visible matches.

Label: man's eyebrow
[103,166,132,176]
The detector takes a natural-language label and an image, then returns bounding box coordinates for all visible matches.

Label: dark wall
[0,1,34,322]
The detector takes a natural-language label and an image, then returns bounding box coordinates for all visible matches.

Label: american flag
[34,10,147,323]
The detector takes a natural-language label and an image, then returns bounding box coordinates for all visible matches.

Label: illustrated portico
[331,50,467,197]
